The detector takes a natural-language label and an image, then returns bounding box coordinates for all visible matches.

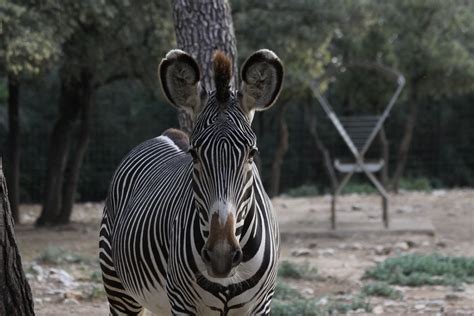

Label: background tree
[0,159,34,315]
[171,0,238,134]
[36,1,173,226]
[0,1,59,222]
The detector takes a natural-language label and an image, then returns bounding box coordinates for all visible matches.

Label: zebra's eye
[188,148,199,163]
[248,148,258,163]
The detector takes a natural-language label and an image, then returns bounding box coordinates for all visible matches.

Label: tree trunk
[391,86,419,192]
[56,71,94,225]
[5,73,20,223]
[36,70,82,226]
[0,160,35,316]
[269,104,289,197]
[171,0,238,134]
[304,104,339,193]
[378,126,389,187]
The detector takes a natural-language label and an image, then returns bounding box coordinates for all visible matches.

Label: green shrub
[36,245,92,265]
[272,299,323,316]
[326,294,372,314]
[361,282,403,299]
[342,182,376,194]
[274,281,303,300]
[364,254,474,286]
[286,185,320,197]
[278,261,318,280]
[399,177,432,191]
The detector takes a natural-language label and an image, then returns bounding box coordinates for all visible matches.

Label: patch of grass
[274,281,303,300]
[361,282,403,299]
[364,254,474,286]
[87,284,107,300]
[90,270,102,283]
[342,182,376,194]
[399,177,432,191]
[286,185,320,197]
[326,294,372,314]
[272,280,371,315]
[36,245,92,265]
[278,261,318,280]
[272,299,323,316]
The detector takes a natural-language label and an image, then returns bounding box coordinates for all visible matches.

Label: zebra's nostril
[232,249,243,266]
[202,248,211,264]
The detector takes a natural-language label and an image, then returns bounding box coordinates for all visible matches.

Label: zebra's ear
[159,49,204,114]
[240,49,284,117]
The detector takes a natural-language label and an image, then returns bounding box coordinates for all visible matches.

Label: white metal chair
[311,67,405,229]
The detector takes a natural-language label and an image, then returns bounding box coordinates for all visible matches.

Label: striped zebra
[99,49,284,315]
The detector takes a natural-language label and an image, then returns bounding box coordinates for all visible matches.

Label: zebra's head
[159,49,283,278]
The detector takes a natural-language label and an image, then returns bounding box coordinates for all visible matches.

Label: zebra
[99,48,284,315]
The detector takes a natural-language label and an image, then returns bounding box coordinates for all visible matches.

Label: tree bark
[391,85,419,192]
[56,70,94,225]
[304,104,339,193]
[36,69,82,226]
[269,104,289,197]
[0,160,35,316]
[171,0,238,134]
[5,73,20,223]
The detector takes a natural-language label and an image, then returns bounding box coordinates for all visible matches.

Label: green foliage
[86,284,107,300]
[273,281,303,300]
[90,270,103,283]
[342,182,376,194]
[361,282,403,299]
[278,261,318,280]
[286,185,320,197]
[36,245,92,265]
[364,254,474,286]
[326,294,372,314]
[399,177,432,192]
[272,299,322,316]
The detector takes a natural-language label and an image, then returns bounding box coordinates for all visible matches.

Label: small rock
[317,248,335,257]
[302,287,314,296]
[281,203,288,209]
[338,243,347,249]
[291,248,312,257]
[34,298,43,306]
[414,304,426,310]
[445,294,461,301]
[374,245,391,255]
[317,297,328,306]
[396,207,414,214]
[353,308,366,314]
[48,268,77,288]
[373,257,386,263]
[447,212,456,217]
[421,241,430,247]
[368,214,378,219]
[308,208,316,213]
[349,242,363,250]
[63,298,80,305]
[395,241,409,251]
[435,240,447,248]
[427,300,444,307]
[373,305,384,314]
[351,205,362,211]
[307,242,318,249]
[405,240,418,248]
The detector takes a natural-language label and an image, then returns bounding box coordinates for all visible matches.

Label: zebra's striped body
[100,49,283,315]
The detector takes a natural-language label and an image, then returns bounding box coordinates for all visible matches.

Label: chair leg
[331,194,336,230]
[382,196,388,228]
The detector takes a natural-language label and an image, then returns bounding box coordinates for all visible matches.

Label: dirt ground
[15,189,474,315]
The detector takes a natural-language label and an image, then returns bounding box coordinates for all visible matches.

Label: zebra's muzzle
[201,213,242,278]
